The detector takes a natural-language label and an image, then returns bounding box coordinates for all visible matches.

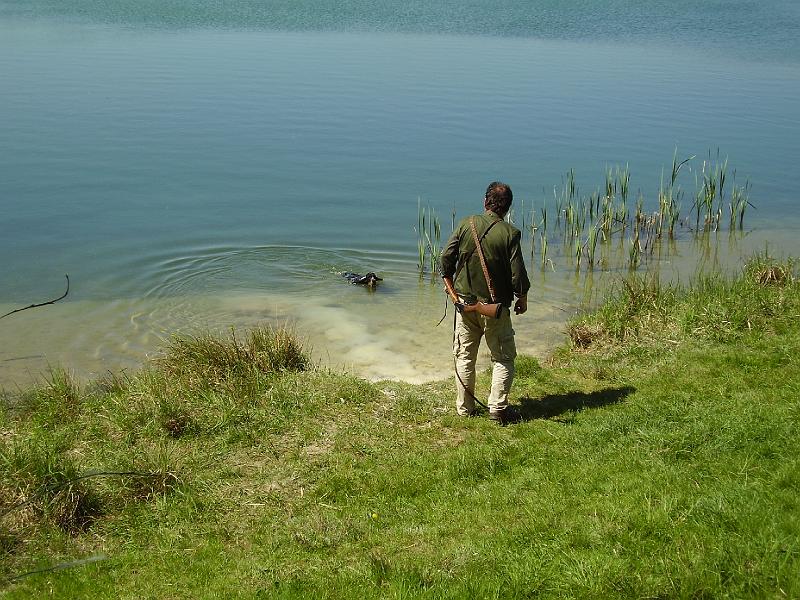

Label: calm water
[1,1,799,386]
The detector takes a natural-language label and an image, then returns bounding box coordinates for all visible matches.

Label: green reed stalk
[605,166,615,205]
[566,168,576,203]
[629,229,641,269]
[540,233,548,269]
[729,179,753,230]
[617,164,630,205]
[414,199,441,276]
[717,155,728,208]
[554,186,563,227]
[415,198,426,273]
[694,152,728,232]
[635,193,644,236]
[602,190,614,236]
[425,208,441,274]
[587,224,599,269]
[540,205,548,236]
[616,165,630,236]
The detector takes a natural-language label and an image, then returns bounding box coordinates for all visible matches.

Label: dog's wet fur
[342,272,383,287]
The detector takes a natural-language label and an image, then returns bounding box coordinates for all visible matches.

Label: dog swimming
[341,272,383,287]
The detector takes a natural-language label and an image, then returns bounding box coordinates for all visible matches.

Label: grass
[1,256,799,598]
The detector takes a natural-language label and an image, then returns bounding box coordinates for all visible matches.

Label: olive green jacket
[440,210,531,307]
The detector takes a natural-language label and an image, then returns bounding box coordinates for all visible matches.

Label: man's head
[484,181,513,216]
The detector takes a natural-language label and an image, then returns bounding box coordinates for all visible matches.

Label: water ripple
[139,244,413,299]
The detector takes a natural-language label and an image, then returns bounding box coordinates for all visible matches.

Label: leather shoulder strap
[453,216,502,281]
[452,217,501,283]
[470,216,497,303]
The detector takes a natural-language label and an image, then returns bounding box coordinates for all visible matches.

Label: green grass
[2,258,799,598]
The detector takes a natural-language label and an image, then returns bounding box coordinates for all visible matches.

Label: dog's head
[363,272,383,286]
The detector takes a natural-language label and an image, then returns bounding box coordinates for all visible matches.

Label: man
[440,181,530,423]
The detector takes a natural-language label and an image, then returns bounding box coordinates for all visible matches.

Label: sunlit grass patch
[2,261,799,597]
[0,436,101,535]
[158,324,309,386]
[569,253,799,350]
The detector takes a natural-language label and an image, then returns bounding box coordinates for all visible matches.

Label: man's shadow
[515,386,635,421]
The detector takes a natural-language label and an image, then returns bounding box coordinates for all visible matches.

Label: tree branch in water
[0,274,70,320]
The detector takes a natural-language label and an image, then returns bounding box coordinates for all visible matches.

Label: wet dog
[342,272,383,287]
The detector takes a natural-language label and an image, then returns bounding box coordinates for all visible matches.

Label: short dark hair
[484,181,513,215]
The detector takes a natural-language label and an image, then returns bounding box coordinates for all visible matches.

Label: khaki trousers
[453,307,517,415]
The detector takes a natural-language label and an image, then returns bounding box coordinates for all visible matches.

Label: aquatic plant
[517,150,754,276]
[729,177,753,230]
[693,152,728,231]
[587,223,600,268]
[416,197,426,272]
[628,228,641,269]
[412,151,753,282]
[414,199,442,277]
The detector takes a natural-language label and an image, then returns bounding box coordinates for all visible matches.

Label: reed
[415,197,426,272]
[425,208,442,274]
[694,153,727,231]
[629,228,641,269]
[617,164,630,205]
[605,166,615,205]
[416,151,752,278]
[729,178,752,230]
[414,199,442,275]
[566,168,576,204]
[634,192,644,236]
[528,203,538,255]
[555,169,577,229]
[541,205,548,236]
[616,165,630,233]
[587,223,600,269]
[540,233,548,269]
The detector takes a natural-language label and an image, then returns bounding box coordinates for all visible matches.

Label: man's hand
[514,295,528,315]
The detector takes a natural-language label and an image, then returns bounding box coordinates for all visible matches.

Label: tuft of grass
[0,437,101,535]
[116,443,184,502]
[25,368,83,425]
[159,324,308,386]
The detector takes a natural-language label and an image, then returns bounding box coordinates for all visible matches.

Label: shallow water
[1,2,799,386]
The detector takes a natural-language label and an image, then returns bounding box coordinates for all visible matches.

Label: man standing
[440,182,530,423]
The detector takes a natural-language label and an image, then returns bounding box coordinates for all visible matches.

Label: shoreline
[2,254,798,596]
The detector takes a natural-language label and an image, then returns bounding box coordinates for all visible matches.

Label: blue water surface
[0,1,798,381]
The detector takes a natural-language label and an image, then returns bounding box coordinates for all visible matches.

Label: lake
[1,0,799,386]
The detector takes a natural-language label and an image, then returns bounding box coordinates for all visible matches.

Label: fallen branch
[0,275,69,320]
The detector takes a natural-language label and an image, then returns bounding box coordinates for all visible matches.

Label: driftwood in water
[0,274,70,320]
